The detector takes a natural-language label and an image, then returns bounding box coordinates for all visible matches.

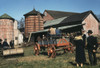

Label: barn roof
[30,24,83,34]
[24,9,43,16]
[44,10,99,28]
[44,16,67,28]
[0,13,14,21]
[60,10,100,25]
[45,10,79,19]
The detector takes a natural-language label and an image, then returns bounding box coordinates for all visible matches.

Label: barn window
[15,37,18,40]
[45,12,47,16]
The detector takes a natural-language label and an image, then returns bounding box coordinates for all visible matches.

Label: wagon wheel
[63,45,70,53]
[69,42,74,53]
[63,48,67,53]
[47,44,56,58]
[33,43,40,55]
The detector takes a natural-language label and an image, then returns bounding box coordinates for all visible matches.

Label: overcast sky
[0,0,100,20]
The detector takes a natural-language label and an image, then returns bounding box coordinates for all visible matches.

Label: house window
[15,37,18,40]
[45,12,47,16]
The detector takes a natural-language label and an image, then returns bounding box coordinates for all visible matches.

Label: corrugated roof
[59,24,83,30]
[44,16,67,28]
[0,13,14,20]
[30,29,49,34]
[31,24,83,34]
[45,10,80,19]
[44,10,99,28]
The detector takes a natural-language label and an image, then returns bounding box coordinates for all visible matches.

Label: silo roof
[0,13,14,21]
[24,9,43,16]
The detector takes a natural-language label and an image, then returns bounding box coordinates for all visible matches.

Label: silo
[24,9,44,38]
[0,13,14,44]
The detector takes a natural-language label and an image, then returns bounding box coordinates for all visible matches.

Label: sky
[0,0,100,20]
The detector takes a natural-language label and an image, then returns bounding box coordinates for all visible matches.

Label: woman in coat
[74,32,86,67]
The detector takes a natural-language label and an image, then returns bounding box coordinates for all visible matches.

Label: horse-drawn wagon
[34,36,74,58]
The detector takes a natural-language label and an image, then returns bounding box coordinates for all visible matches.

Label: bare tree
[18,17,25,29]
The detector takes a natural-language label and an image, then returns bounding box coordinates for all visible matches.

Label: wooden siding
[82,13,99,35]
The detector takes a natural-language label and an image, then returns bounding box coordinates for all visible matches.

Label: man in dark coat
[3,39,9,49]
[82,30,86,47]
[10,40,14,49]
[0,39,3,56]
[0,39,3,48]
[87,30,98,65]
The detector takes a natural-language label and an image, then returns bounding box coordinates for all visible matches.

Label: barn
[24,10,99,42]
[43,10,99,35]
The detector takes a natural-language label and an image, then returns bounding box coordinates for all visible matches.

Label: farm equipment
[34,36,74,58]
[0,48,24,57]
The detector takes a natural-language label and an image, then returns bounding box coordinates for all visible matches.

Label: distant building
[14,21,23,45]
[24,9,44,38]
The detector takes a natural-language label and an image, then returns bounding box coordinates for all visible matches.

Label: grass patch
[0,45,100,68]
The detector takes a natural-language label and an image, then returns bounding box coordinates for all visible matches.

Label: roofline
[0,18,15,22]
[44,10,80,14]
[44,21,82,29]
[43,10,54,18]
[82,10,100,22]
[44,10,80,20]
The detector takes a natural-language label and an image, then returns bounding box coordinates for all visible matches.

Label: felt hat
[87,30,93,34]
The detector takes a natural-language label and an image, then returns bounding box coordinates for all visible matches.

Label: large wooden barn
[43,10,99,35]
[24,9,99,42]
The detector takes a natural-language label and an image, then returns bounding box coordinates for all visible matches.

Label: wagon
[33,36,74,58]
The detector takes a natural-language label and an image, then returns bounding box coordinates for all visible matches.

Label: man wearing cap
[87,30,98,65]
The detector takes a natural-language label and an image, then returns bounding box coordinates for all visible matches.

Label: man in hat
[0,39,3,49]
[87,30,98,65]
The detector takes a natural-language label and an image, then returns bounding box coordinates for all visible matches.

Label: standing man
[0,39,3,49]
[3,39,9,49]
[87,30,98,65]
[56,27,61,36]
[10,40,14,49]
[49,27,56,35]
[82,30,86,47]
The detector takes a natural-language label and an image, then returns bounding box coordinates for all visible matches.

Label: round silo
[0,13,14,44]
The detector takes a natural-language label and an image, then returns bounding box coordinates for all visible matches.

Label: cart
[33,36,74,58]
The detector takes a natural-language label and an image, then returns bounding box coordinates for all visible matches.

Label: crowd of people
[0,39,14,50]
